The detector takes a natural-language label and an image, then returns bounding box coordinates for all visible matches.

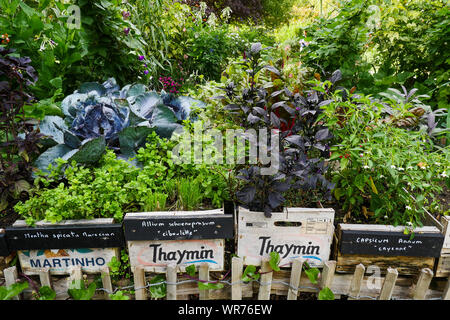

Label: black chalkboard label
[5,224,125,250]
[339,229,444,257]
[123,214,234,241]
[0,231,10,256]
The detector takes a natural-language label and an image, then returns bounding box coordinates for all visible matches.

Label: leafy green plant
[177,178,204,210]
[33,286,56,300]
[0,282,28,300]
[322,92,449,227]
[68,280,96,300]
[0,47,43,215]
[149,275,167,299]
[109,290,130,300]
[241,265,260,282]
[108,250,132,280]
[34,78,206,173]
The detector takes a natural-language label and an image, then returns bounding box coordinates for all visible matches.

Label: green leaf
[318,287,334,300]
[119,125,154,157]
[303,266,320,284]
[68,137,106,164]
[0,282,28,300]
[149,275,166,299]
[34,144,73,174]
[109,291,130,300]
[37,286,56,300]
[269,251,281,272]
[185,264,196,277]
[151,105,182,138]
[38,115,68,146]
[242,265,260,282]
[198,282,224,290]
[68,281,96,300]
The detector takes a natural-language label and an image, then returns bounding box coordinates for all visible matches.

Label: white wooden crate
[237,206,335,267]
[126,209,226,273]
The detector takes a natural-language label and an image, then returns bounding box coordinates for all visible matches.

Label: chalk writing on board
[21,231,115,240]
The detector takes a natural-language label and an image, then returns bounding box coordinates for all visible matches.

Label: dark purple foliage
[217,43,339,217]
[0,47,43,208]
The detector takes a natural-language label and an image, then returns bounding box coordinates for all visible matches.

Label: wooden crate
[124,209,233,273]
[436,216,450,277]
[5,218,123,275]
[336,223,445,275]
[237,206,335,268]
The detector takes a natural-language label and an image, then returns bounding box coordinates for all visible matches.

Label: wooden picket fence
[2,257,450,300]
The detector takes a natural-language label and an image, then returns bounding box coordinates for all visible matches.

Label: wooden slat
[379,267,398,300]
[412,268,433,300]
[287,258,303,300]
[258,257,273,300]
[320,260,336,289]
[442,276,450,300]
[336,251,435,275]
[101,267,113,300]
[4,266,19,300]
[39,268,52,289]
[199,263,210,300]
[69,266,83,289]
[348,263,365,300]
[166,263,177,300]
[133,266,147,300]
[231,257,243,300]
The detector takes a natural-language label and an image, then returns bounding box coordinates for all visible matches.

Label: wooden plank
[17,247,119,275]
[435,252,450,277]
[287,258,303,300]
[127,239,224,273]
[440,216,450,249]
[6,220,124,250]
[320,260,336,289]
[442,276,450,300]
[133,266,147,300]
[101,267,113,300]
[258,257,273,300]
[123,213,234,241]
[238,206,335,268]
[339,226,444,257]
[166,263,177,300]
[336,251,435,275]
[348,263,365,300]
[378,267,398,300]
[68,266,83,289]
[412,268,433,300]
[231,257,243,300]
[39,268,52,289]
[0,229,10,257]
[4,266,19,300]
[199,263,210,300]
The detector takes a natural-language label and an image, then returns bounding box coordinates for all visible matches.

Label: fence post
[319,260,336,297]
[69,266,83,289]
[379,267,398,300]
[4,266,20,300]
[287,258,303,300]
[166,263,177,300]
[258,257,272,300]
[39,268,52,289]
[101,266,113,300]
[412,268,433,300]
[134,266,147,300]
[348,263,365,300]
[231,257,243,300]
[199,263,210,300]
